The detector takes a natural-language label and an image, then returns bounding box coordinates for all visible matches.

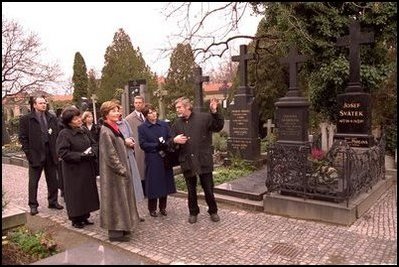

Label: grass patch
[174,163,254,192]
[2,226,59,264]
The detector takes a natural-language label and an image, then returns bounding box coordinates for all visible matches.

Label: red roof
[51,95,73,102]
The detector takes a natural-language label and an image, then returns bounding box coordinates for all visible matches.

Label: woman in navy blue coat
[138,104,176,217]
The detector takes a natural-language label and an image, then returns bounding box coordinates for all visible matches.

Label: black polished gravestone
[333,21,375,147]
[193,67,209,113]
[275,46,310,146]
[226,44,261,163]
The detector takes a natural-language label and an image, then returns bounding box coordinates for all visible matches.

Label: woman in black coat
[56,106,99,228]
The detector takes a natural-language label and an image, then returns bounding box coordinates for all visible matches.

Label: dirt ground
[2,215,157,265]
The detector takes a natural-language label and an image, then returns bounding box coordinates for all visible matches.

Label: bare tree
[160,3,271,58]
[2,17,62,100]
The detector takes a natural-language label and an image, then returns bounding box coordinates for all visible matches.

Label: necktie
[140,113,144,122]
[40,113,47,131]
[40,113,49,142]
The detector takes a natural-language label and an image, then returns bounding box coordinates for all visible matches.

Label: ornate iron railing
[266,137,386,205]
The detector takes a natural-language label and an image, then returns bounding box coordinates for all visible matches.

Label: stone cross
[232,44,255,87]
[263,118,275,136]
[336,21,374,91]
[279,46,308,90]
[193,67,209,113]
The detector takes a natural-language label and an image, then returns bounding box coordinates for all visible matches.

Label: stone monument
[227,44,261,163]
[333,21,375,147]
[275,46,310,146]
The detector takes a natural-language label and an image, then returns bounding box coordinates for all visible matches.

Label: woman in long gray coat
[116,112,145,221]
[99,100,140,242]
[56,106,99,229]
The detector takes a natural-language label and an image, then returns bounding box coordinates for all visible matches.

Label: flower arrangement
[308,148,338,184]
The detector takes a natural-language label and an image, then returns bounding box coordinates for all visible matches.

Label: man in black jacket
[172,97,224,224]
[19,96,63,215]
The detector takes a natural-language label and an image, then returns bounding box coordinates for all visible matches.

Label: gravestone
[275,46,310,146]
[264,119,275,137]
[193,67,209,113]
[334,21,374,147]
[121,79,147,117]
[227,44,261,163]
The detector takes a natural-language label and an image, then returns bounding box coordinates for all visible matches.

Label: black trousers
[28,144,59,208]
[148,196,167,212]
[184,172,218,216]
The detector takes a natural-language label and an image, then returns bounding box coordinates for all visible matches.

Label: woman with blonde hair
[98,100,140,242]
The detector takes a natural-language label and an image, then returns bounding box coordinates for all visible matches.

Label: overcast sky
[3,2,262,83]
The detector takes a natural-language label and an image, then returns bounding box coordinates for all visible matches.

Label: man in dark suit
[19,96,64,215]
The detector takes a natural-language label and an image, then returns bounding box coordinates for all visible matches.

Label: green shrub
[7,226,58,259]
[212,132,227,152]
[261,132,277,153]
[174,159,254,193]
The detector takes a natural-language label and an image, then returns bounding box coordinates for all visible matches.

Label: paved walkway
[2,163,397,264]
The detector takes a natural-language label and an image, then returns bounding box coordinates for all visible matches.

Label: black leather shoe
[139,217,145,222]
[30,207,38,216]
[109,235,130,242]
[160,209,167,216]
[72,222,84,229]
[149,211,158,217]
[48,203,64,210]
[123,230,131,236]
[83,219,94,225]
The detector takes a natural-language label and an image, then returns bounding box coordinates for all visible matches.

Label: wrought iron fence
[266,136,386,205]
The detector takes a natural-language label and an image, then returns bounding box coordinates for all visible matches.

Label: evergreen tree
[163,43,196,114]
[248,2,396,131]
[72,52,88,103]
[98,28,157,104]
[87,68,99,98]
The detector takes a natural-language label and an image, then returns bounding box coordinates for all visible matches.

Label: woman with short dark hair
[56,106,99,228]
[138,104,176,217]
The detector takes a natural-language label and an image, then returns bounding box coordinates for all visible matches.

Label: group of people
[19,94,224,242]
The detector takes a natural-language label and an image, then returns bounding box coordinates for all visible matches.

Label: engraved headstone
[227,44,261,163]
[275,46,310,146]
[334,21,375,147]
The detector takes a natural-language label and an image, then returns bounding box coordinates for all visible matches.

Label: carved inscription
[230,139,252,150]
[231,109,250,137]
[279,113,301,140]
[338,102,365,124]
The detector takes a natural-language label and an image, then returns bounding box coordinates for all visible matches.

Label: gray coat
[99,123,139,231]
[125,111,146,180]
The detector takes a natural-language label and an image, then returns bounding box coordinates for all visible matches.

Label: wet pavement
[2,163,397,265]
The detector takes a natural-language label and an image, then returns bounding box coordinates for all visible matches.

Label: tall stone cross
[193,66,209,113]
[336,21,374,92]
[232,44,255,87]
[279,46,308,92]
